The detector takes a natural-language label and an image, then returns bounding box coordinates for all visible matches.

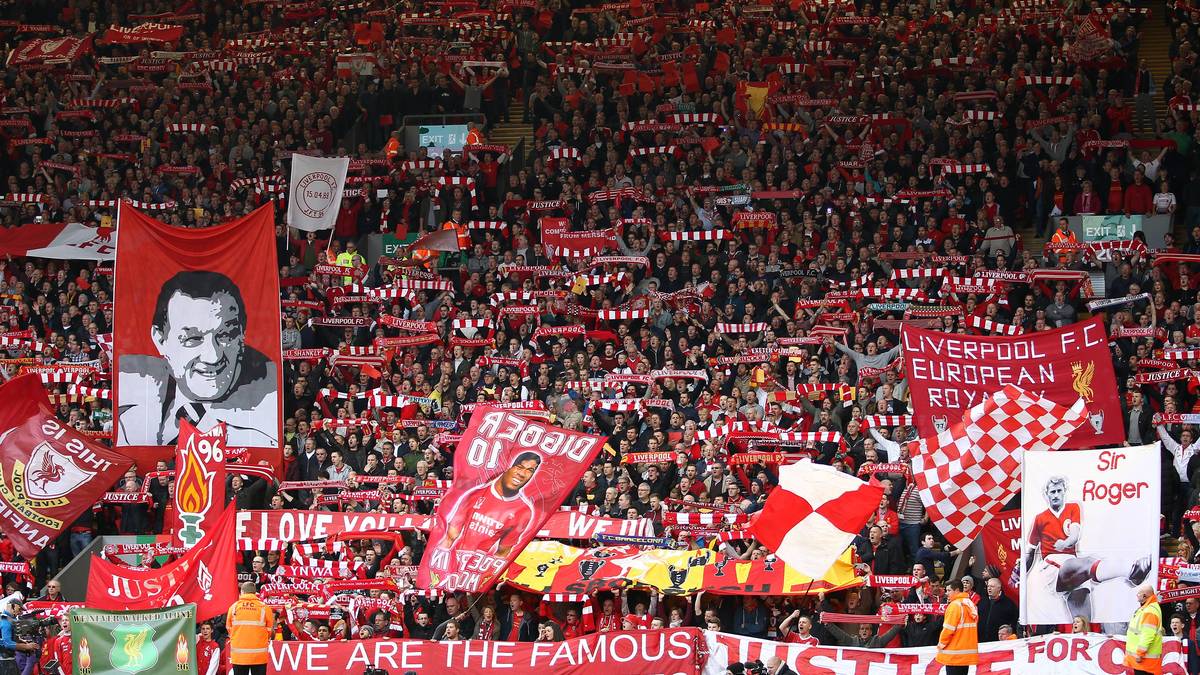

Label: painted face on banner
[502,458,539,492]
[152,291,244,401]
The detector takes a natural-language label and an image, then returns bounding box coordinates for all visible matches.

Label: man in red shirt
[779,610,820,646]
[196,621,222,675]
[1019,476,1151,623]
[1123,170,1154,215]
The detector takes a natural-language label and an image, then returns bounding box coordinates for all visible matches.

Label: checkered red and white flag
[909,384,1087,548]
[749,459,883,579]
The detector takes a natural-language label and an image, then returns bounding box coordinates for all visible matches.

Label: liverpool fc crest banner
[70,604,197,675]
[0,374,133,557]
[901,316,1122,445]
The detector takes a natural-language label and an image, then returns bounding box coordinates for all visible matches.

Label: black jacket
[977,594,1019,643]
[859,537,905,575]
[496,607,538,642]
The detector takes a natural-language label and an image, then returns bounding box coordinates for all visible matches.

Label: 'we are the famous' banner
[901,317,1122,445]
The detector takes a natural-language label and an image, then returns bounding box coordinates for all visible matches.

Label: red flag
[637,73,656,93]
[716,27,736,45]
[980,508,1021,602]
[749,459,882,578]
[417,410,605,593]
[661,61,680,87]
[171,419,227,548]
[0,375,133,558]
[87,505,238,620]
[681,63,701,93]
[6,36,93,66]
[714,51,731,75]
[409,227,461,253]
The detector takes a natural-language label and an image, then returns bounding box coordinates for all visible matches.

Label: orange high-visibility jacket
[936,592,979,666]
[226,593,275,665]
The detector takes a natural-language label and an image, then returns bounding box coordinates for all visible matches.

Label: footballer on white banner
[1018,444,1158,625]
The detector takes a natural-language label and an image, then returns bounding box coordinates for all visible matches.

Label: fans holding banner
[901,317,1122,445]
[114,204,283,468]
[417,410,604,593]
[86,506,238,620]
[0,374,133,557]
[1019,444,1159,625]
[287,154,351,232]
[171,420,226,548]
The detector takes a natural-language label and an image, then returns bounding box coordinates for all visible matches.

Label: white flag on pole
[287,153,350,232]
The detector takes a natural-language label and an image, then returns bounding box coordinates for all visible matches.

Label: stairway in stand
[488,99,534,151]
[1141,0,1173,135]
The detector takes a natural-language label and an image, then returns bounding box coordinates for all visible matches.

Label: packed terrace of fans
[2,0,1200,661]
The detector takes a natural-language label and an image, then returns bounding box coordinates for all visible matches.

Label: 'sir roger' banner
[269,628,705,675]
[901,316,1122,445]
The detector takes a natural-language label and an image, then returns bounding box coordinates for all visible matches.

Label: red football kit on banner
[417,409,604,593]
[1029,504,1082,557]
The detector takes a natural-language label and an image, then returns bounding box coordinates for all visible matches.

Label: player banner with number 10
[417,409,604,593]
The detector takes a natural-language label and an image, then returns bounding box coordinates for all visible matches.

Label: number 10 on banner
[466,438,502,469]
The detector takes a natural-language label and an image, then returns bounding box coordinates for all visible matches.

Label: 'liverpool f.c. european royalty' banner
[1020,444,1159,625]
[417,410,605,593]
[0,374,132,557]
[901,316,1122,445]
[70,604,197,675]
[114,204,283,468]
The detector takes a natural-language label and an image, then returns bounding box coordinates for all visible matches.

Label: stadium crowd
[5,0,1200,671]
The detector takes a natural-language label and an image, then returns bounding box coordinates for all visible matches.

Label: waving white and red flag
[0,375,133,557]
[87,505,238,620]
[909,385,1087,548]
[748,459,883,579]
[170,420,226,547]
[417,410,604,593]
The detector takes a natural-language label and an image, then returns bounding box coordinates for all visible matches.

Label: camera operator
[42,616,70,675]
[0,595,39,675]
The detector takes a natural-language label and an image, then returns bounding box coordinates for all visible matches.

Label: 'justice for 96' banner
[901,317,1122,445]
[417,410,604,593]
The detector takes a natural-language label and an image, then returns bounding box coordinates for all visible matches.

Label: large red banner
[87,505,238,620]
[0,375,133,557]
[6,36,93,66]
[171,420,226,547]
[901,316,1121,445]
[236,509,654,550]
[114,204,282,468]
[980,508,1021,602]
[101,23,184,44]
[268,628,705,675]
[417,410,604,592]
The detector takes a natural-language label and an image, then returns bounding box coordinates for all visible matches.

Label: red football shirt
[1028,504,1082,557]
[443,481,537,557]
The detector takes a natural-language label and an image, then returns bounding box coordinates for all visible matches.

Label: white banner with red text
[703,631,1186,675]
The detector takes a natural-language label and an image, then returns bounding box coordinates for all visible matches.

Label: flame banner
[171,420,226,547]
[70,603,197,675]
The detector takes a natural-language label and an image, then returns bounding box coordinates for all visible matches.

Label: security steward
[226,582,274,675]
[936,578,979,675]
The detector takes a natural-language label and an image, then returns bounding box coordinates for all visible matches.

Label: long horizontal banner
[503,541,861,596]
[703,631,1186,675]
[236,510,654,549]
[269,628,705,675]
